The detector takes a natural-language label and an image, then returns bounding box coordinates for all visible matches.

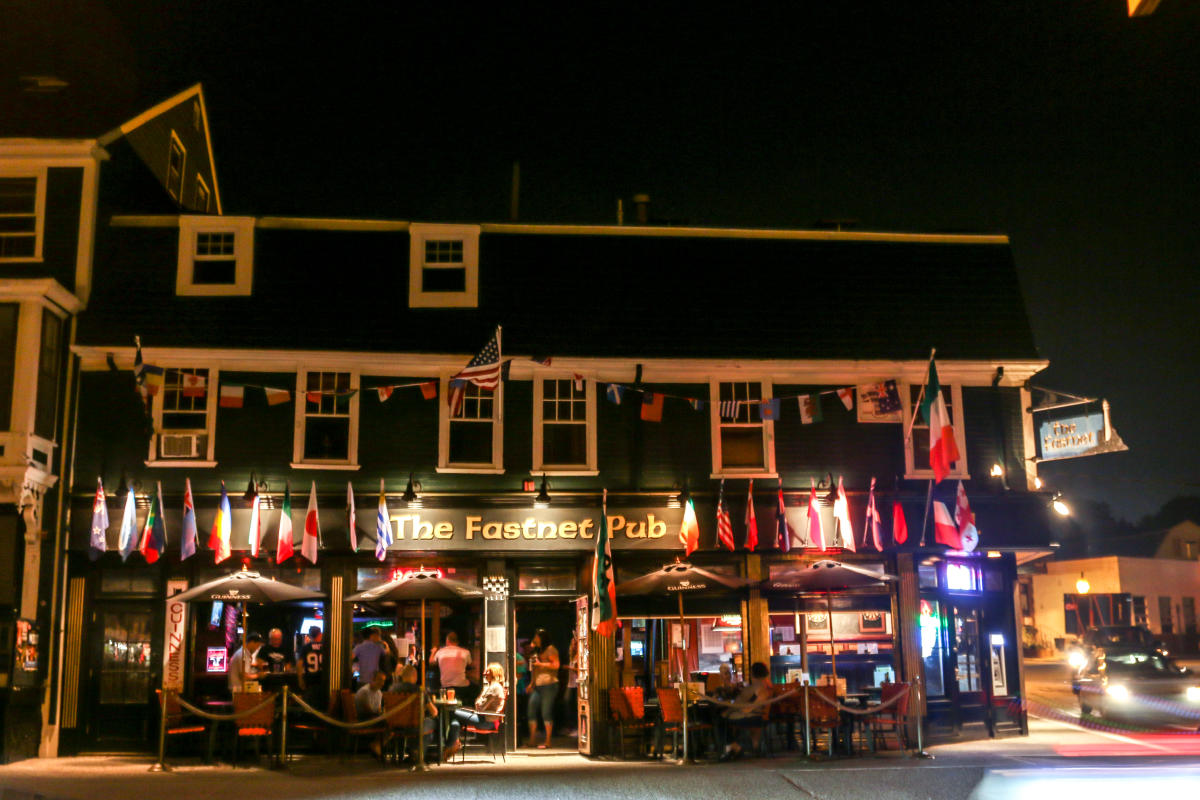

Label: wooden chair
[654,686,714,759]
[607,687,654,758]
[232,691,276,766]
[287,689,335,758]
[155,690,209,760]
[770,682,806,752]
[870,682,911,750]
[805,688,843,756]
[383,690,423,763]
[338,688,389,759]
[458,695,507,763]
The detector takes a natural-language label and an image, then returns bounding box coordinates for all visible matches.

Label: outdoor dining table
[432,697,460,761]
[203,698,233,763]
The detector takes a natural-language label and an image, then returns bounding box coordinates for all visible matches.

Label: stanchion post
[912,676,932,759]
[150,690,171,772]
[278,685,289,768]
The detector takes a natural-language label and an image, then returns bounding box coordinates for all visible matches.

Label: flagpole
[919,479,933,548]
[904,348,936,445]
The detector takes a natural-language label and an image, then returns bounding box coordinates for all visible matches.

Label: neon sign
[390,566,445,582]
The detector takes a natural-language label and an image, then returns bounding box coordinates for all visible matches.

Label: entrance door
[513,598,577,750]
[948,603,986,730]
[88,603,156,747]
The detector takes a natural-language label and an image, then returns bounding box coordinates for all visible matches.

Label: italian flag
[919,359,960,483]
[591,491,619,636]
[275,484,294,563]
[301,482,320,564]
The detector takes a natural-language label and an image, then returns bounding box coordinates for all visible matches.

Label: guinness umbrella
[617,561,747,762]
[171,569,325,685]
[346,569,483,769]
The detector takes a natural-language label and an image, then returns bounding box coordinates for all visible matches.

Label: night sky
[7,2,1199,522]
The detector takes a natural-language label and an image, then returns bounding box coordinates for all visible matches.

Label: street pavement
[2,712,1199,800]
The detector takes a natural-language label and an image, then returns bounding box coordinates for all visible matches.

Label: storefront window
[517,566,576,592]
[918,564,938,589]
[919,598,946,697]
[99,610,153,704]
[767,607,895,691]
[99,571,156,595]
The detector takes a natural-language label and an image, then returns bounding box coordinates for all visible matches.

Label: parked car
[1073,648,1200,728]
[1065,625,1163,669]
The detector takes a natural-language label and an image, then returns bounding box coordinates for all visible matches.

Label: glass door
[953,606,982,697]
[89,604,156,746]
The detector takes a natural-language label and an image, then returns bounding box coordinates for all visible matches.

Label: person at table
[257,627,294,673]
[296,625,325,708]
[526,628,560,749]
[352,627,386,688]
[718,661,773,761]
[445,662,507,761]
[228,632,264,693]
[432,630,472,703]
[355,669,389,759]
[390,664,450,761]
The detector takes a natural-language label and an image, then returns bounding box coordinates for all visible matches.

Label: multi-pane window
[422,239,465,292]
[540,379,588,468]
[156,368,211,460]
[1133,596,1148,628]
[1158,596,1174,634]
[303,371,352,462]
[193,231,236,284]
[1183,597,1197,635]
[167,133,186,202]
[450,383,496,465]
[177,216,255,296]
[714,381,771,472]
[33,311,62,440]
[905,383,967,478]
[194,175,210,213]
[0,176,40,259]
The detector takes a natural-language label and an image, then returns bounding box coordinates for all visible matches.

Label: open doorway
[514,598,577,751]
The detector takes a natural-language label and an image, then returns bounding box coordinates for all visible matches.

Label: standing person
[228,632,264,693]
[296,625,325,708]
[526,628,560,749]
[257,627,294,673]
[352,627,386,688]
[432,631,472,703]
[562,632,579,736]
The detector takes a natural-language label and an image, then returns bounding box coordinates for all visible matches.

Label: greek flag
[376,480,393,561]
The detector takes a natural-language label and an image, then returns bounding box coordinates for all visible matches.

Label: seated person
[445,662,507,761]
[719,661,772,761]
[390,664,450,760]
[354,669,389,758]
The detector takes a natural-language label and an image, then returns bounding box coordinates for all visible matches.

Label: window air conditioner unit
[160,433,201,459]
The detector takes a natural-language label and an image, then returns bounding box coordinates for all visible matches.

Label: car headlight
[1068,650,1087,669]
[1106,684,1130,701]
[1186,686,1200,703]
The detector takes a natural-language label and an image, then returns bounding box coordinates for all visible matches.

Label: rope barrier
[685,683,911,717]
[174,694,279,721]
[289,691,417,729]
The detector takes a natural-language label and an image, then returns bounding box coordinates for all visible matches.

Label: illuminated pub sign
[380,507,685,552]
[1037,412,1105,461]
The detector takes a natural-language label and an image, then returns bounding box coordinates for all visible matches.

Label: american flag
[716,480,735,550]
[452,327,503,390]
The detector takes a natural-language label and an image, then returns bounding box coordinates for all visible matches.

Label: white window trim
[145,366,220,467]
[193,173,210,213]
[166,130,186,203]
[292,370,360,468]
[176,215,255,296]
[437,376,504,473]
[901,381,970,480]
[0,167,47,263]
[408,223,480,308]
[708,379,777,479]
[532,376,597,474]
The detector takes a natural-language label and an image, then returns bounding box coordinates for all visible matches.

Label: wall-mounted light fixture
[402,473,422,508]
[534,476,551,508]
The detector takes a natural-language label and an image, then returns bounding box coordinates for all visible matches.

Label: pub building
[2,85,1065,758]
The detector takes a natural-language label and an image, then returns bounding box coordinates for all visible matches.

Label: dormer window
[408,223,480,308]
[167,131,186,203]
[176,216,255,296]
[193,174,210,213]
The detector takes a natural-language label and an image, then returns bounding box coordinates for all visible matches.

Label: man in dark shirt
[257,628,294,673]
[296,626,325,707]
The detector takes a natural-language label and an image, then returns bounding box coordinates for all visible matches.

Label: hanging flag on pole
[210,482,232,564]
[776,479,796,553]
[246,481,262,558]
[679,492,700,556]
[892,500,908,545]
[139,480,167,563]
[276,483,294,563]
[833,476,855,551]
[118,484,138,562]
[954,481,979,552]
[919,357,960,483]
[933,501,963,549]
[89,478,109,561]
[375,479,392,561]
[302,482,320,564]
[452,326,503,389]
[716,480,735,551]
[865,477,882,551]
[346,482,358,552]
[180,478,198,561]
[591,489,619,636]
[806,478,824,549]
[744,480,759,551]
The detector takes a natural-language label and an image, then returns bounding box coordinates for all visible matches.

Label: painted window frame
[146,366,219,467]
[901,381,969,480]
[437,376,504,473]
[176,215,255,296]
[0,168,47,262]
[292,369,360,470]
[532,377,598,475]
[166,130,186,202]
[408,223,480,308]
[709,379,777,479]
[193,174,210,213]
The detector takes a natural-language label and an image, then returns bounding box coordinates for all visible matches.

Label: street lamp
[1052,493,1071,516]
[1076,573,1090,595]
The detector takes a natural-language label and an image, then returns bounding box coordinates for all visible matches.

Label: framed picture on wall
[859,611,886,633]
[806,612,829,632]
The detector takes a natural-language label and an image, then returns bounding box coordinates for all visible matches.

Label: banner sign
[1037,412,1106,461]
[163,579,189,691]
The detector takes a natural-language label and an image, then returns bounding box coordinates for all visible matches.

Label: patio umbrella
[171,568,326,661]
[346,569,483,769]
[617,561,747,762]
[760,559,896,756]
